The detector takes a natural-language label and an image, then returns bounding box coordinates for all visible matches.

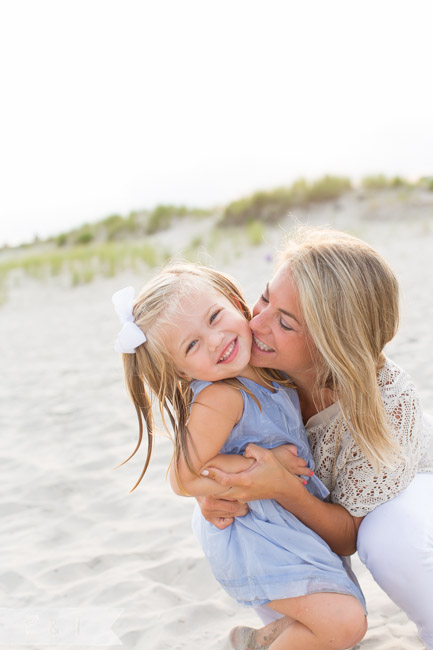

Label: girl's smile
[162,288,255,382]
[218,337,239,363]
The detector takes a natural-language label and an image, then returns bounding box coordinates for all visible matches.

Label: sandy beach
[1,207,432,649]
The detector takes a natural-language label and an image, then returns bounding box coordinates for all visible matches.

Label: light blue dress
[191,377,366,611]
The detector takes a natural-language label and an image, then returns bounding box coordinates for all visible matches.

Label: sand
[1,209,432,649]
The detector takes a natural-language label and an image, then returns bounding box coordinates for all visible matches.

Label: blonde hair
[279,226,400,468]
[118,262,280,491]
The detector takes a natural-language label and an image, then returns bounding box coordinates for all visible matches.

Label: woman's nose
[250,305,269,333]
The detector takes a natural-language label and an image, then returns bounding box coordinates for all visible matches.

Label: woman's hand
[196,495,249,529]
[270,444,312,478]
[200,444,361,554]
[203,443,301,502]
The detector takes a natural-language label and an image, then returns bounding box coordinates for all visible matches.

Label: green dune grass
[219,175,353,226]
[1,174,431,301]
[0,241,171,290]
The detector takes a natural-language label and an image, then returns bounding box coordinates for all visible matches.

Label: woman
[198,226,433,649]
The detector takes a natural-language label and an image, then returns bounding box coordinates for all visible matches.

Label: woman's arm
[204,443,364,555]
[185,444,308,529]
[195,494,250,528]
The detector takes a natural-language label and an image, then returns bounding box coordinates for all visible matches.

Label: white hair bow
[112,286,147,353]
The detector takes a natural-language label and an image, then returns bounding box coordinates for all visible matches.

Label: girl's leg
[254,605,285,626]
[357,472,433,650]
[230,617,294,650]
[230,593,366,650]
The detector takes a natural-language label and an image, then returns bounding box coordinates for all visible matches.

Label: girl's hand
[270,444,311,478]
[203,443,303,502]
[196,495,249,530]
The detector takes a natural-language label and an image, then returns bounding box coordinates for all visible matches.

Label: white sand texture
[1,208,432,649]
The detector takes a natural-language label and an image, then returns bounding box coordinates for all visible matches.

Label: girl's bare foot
[229,617,294,650]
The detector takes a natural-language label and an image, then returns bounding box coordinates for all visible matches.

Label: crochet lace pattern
[306,358,433,517]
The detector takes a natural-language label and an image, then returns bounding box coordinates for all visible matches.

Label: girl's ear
[178,369,192,382]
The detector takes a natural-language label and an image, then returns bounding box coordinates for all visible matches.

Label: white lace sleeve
[332,361,425,517]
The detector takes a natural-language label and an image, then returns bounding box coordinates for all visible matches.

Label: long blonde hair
[279,226,400,468]
[118,262,280,491]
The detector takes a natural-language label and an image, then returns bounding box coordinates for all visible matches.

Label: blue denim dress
[191,377,366,611]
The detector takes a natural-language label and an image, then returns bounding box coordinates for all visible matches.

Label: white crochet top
[306,358,433,517]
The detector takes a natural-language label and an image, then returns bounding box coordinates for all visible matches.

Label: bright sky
[1,0,432,246]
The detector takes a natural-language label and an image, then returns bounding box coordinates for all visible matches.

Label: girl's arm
[170,442,310,495]
[204,443,364,555]
[170,383,252,498]
[171,443,308,495]
[170,453,254,496]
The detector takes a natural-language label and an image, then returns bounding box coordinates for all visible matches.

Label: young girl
[112,263,367,650]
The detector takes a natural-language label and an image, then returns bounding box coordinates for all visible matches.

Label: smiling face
[162,287,254,382]
[249,263,319,386]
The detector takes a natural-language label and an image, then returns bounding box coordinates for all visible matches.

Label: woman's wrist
[277,487,361,556]
[275,470,308,506]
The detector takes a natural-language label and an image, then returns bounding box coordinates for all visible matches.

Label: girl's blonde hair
[119,262,279,491]
[279,225,400,468]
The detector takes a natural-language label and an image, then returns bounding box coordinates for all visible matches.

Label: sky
[1,0,432,246]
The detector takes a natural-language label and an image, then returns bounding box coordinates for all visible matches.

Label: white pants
[255,473,433,649]
[357,472,433,650]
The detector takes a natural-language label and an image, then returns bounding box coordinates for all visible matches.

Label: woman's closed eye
[279,319,293,331]
[260,293,269,304]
